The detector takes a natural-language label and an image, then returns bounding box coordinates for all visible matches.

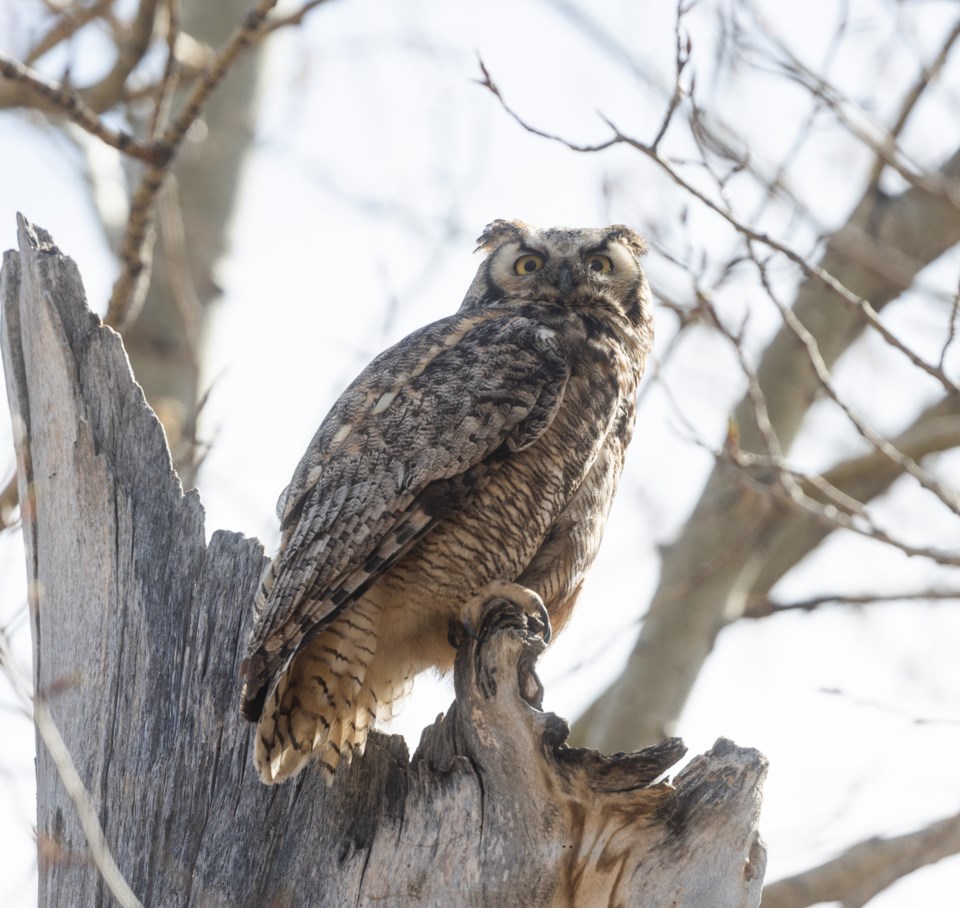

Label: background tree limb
[761,811,960,908]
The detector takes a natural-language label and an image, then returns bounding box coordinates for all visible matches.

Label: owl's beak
[555,265,574,297]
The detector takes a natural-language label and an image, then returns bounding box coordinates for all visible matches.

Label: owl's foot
[452,580,553,650]
[444,580,555,715]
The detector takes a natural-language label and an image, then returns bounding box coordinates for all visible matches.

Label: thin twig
[121,31,212,103]
[697,292,880,529]
[105,166,162,329]
[105,0,282,328]
[867,17,960,187]
[33,700,145,908]
[744,1,960,209]
[941,276,960,372]
[82,0,162,113]
[650,0,692,151]
[258,0,335,35]
[0,53,171,165]
[24,0,114,66]
[1,654,144,908]
[745,589,960,618]
[720,443,960,566]
[633,304,959,567]
[751,250,960,520]
[476,60,960,401]
[159,0,279,154]
[147,0,183,140]
[104,0,184,325]
[156,174,202,363]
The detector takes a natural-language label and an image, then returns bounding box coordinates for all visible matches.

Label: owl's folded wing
[240,309,569,720]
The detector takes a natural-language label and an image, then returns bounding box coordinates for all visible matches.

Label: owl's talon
[528,596,552,645]
[448,615,480,649]
[458,580,552,648]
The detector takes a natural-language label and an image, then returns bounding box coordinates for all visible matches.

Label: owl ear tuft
[475,219,530,253]
[605,225,648,259]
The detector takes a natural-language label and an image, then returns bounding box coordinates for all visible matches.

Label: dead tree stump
[1,215,767,907]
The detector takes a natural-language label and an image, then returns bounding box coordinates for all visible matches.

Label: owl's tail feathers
[251,606,412,785]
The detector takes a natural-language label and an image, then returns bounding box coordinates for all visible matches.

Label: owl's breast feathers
[241,298,645,723]
[242,307,613,720]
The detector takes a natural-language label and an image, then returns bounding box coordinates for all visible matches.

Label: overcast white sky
[2,0,960,905]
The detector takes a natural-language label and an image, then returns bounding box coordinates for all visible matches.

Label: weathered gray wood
[1,216,767,907]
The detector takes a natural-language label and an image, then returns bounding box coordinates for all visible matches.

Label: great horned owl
[240,220,653,783]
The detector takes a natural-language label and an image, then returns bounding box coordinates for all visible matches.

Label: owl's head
[460,219,652,341]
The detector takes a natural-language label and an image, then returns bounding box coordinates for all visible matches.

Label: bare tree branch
[24,0,114,67]
[478,60,960,405]
[479,47,960,750]
[0,1,162,117]
[650,1,692,151]
[105,0,282,327]
[258,0,337,35]
[33,698,145,908]
[2,649,143,908]
[868,17,960,188]
[717,445,960,566]
[744,589,960,618]
[749,393,960,602]
[762,811,960,908]
[147,0,182,140]
[941,278,960,372]
[81,0,162,113]
[2,0,334,331]
[0,53,171,165]
[694,291,960,564]
[750,250,960,520]
[744,3,960,208]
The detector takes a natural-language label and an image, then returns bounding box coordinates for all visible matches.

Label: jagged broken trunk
[1,217,767,907]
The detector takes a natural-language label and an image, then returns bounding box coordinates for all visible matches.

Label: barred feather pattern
[254,606,417,782]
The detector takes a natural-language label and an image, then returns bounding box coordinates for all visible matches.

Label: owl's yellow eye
[585,254,613,274]
[514,254,545,275]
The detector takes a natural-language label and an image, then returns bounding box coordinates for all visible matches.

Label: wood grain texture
[1,216,766,907]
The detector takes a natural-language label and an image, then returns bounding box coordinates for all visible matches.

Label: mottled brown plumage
[240,220,653,783]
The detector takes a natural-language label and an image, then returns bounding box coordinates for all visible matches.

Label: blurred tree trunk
[1,217,767,908]
[121,0,265,485]
[572,148,960,752]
